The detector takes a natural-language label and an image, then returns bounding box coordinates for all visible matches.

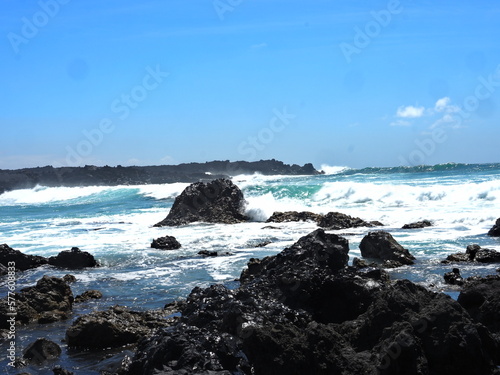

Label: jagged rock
[154,179,248,227]
[359,231,415,265]
[0,276,73,327]
[23,338,61,365]
[265,211,321,223]
[66,305,171,349]
[444,268,464,286]
[48,247,98,269]
[0,243,48,271]
[151,236,181,250]
[254,241,271,248]
[317,212,375,230]
[53,366,74,375]
[74,290,103,303]
[125,229,498,375]
[402,220,432,229]
[443,244,500,264]
[488,218,500,236]
[63,274,77,283]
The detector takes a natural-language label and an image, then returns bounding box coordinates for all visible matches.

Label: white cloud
[390,119,411,127]
[396,105,425,118]
[434,97,460,113]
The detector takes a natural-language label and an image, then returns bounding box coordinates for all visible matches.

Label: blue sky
[1,0,499,169]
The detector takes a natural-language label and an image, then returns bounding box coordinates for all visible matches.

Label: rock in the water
[443,244,500,264]
[151,236,181,250]
[444,268,464,286]
[0,276,73,327]
[0,243,48,271]
[154,179,248,227]
[23,338,61,365]
[125,229,498,375]
[66,305,171,349]
[53,366,74,375]
[48,247,98,269]
[63,274,77,283]
[488,218,500,236]
[265,211,321,223]
[198,250,219,257]
[74,290,103,303]
[317,212,375,230]
[359,231,415,266]
[254,241,271,248]
[402,220,432,229]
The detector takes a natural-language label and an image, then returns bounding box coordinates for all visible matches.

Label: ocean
[1,162,499,374]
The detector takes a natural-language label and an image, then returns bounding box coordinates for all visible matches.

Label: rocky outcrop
[66,305,172,349]
[0,276,73,327]
[359,231,416,266]
[74,290,103,303]
[444,268,464,286]
[48,247,99,269]
[266,211,322,223]
[0,160,322,194]
[23,338,61,365]
[124,229,498,375]
[0,243,48,271]
[150,236,181,250]
[443,244,500,264]
[488,218,500,236]
[154,179,248,226]
[318,211,378,230]
[402,220,432,229]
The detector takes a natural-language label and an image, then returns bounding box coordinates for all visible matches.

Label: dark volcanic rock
[0,243,48,271]
[23,338,61,365]
[66,305,171,349]
[318,211,375,230]
[488,218,500,236]
[48,247,99,269]
[443,244,500,264]
[402,220,432,229]
[0,276,73,327]
[154,179,248,227]
[359,231,415,266]
[151,236,181,250]
[125,228,498,375]
[53,366,74,375]
[265,211,321,223]
[74,290,103,303]
[198,250,220,257]
[444,268,464,286]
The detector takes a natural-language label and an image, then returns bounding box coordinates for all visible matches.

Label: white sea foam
[319,164,350,175]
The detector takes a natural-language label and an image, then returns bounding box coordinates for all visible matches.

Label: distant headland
[0,159,323,194]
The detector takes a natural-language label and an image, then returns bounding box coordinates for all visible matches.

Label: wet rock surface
[488,218,500,236]
[0,276,73,327]
[402,220,432,229]
[74,290,103,303]
[443,244,500,264]
[23,338,62,365]
[444,268,465,286]
[154,179,248,226]
[151,236,181,250]
[359,231,416,266]
[48,247,99,269]
[266,211,322,223]
[0,243,48,271]
[123,229,499,375]
[318,211,377,230]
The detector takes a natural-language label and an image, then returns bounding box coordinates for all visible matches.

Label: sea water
[0,163,499,373]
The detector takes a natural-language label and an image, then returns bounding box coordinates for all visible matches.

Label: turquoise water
[0,163,499,373]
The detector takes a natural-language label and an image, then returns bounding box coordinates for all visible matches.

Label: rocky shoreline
[0,159,322,194]
[1,179,499,374]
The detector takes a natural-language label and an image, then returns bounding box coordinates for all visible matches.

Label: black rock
[254,241,271,248]
[74,290,103,303]
[266,211,321,223]
[443,244,500,264]
[359,231,416,266]
[23,338,61,365]
[154,179,248,227]
[317,212,375,230]
[151,236,181,250]
[261,226,281,230]
[48,247,98,269]
[198,250,219,257]
[63,274,77,283]
[66,305,171,349]
[53,366,74,375]
[444,268,464,286]
[0,243,48,271]
[125,229,499,375]
[0,276,73,327]
[402,220,432,229]
[488,218,500,236]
